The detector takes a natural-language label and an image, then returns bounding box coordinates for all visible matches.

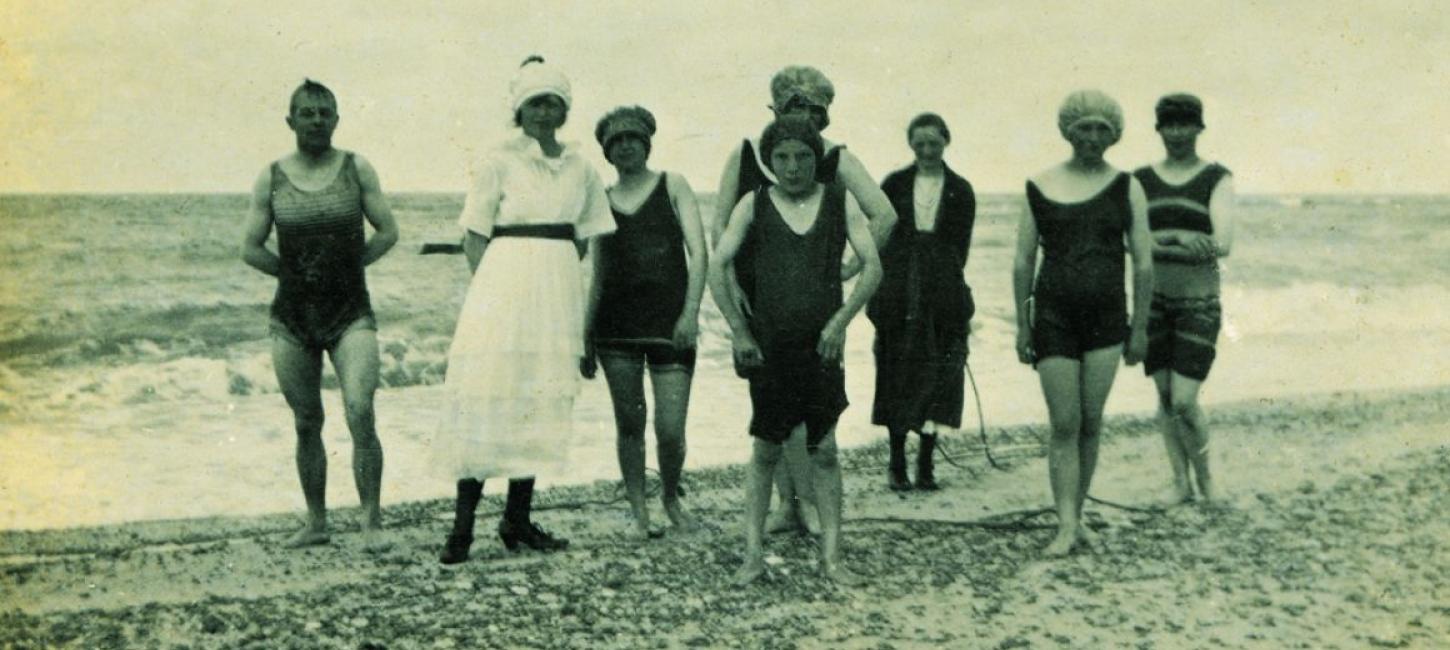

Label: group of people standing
[241,58,1235,580]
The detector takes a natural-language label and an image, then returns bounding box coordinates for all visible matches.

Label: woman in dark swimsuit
[709,115,882,585]
[709,65,898,535]
[590,106,708,538]
[1012,90,1154,557]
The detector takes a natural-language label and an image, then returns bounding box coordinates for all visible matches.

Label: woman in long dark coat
[868,113,976,491]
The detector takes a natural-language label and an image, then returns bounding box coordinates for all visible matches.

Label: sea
[1,192,1447,530]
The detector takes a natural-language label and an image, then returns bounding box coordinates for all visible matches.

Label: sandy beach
[2,386,1447,649]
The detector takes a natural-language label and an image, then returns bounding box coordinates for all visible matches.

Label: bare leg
[601,354,653,538]
[1153,370,1193,504]
[331,328,386,548]
[272,336,330,548]
[1075,345,1122,549]
[1037,357,1083,557]
[767,434,819,535]
[1170,373,1213,501]
[763,467,797,534]
[649,367,696,532]
[810,429,863,585]
[735,438,783,586]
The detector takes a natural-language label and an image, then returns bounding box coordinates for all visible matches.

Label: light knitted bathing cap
[509,56,572,112]
[1057,90,1123,143]
[770,65,835,109]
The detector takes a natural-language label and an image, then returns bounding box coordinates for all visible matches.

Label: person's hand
[728,276,753,318]
[732,332,764,371]
[840,255,863,281]
[816,318,848,363]
[580,339,598,379]
[671,314,698,350]
[1181,232,1217,261]
[1015,329,1036,365]
[1123,328,1148,366]
[733,293,753,319]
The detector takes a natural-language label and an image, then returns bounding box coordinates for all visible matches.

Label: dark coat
[866,163,977,335]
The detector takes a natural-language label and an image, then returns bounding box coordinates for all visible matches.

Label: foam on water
[2,192,1449,528]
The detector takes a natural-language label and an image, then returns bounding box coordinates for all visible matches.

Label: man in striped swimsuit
[241,80,400,549]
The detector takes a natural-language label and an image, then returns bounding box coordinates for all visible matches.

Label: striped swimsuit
[1134,163,1231,380]
[268,152,374,351]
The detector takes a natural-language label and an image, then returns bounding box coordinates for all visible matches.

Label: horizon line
[3,189,1448,198]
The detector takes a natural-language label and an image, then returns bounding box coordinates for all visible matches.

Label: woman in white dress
[434,56,616,564]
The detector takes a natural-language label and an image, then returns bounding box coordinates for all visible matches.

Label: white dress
[433,135,616,480]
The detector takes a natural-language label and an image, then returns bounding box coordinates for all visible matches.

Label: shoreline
[5,312,1449,532]
[2,385,1446,648]
[4,384,1443,552]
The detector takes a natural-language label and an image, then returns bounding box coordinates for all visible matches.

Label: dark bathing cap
[595,105,657,156]
[759,115,824,164]
[1156,93,1205,128]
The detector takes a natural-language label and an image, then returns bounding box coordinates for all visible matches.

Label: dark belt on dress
[492,224,576,240]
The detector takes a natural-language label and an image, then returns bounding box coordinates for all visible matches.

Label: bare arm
[1208,174,1235,257]
[707,195,756,340]
[585,237,605,335]
[354,155,400,266]
[1011,198,1039,364]
[711,144,752,316]
[581,236,604,378]
[818,199,882,362]
[668,172,708,348]
[837,151,899,280]
[1124,178,1155,365]
[710,145,743,246]
[836,150,898,247]
[240,168,280,276]
[1153,231,1211,263]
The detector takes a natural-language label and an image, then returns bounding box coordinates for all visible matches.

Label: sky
[2,0,1447,195]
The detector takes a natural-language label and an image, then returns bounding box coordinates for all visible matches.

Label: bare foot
[765,507,796,534]
[820,562,866,587]
[1076,523,1100,552]
[1041,530,1076,558]
[798,502,821,537]
[1162,484,1195,506]
[732,556,767,586]
[283,526,331,549]
[360,527,395,553]
[662,500,698,534]
[1195,477,1215,503]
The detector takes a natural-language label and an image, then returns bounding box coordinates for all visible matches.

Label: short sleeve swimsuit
[593,174,695,371]
[1134,163,1231,380]
[743,183,850,449]
[1026,172,1132,360]
[268,152,375,352]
